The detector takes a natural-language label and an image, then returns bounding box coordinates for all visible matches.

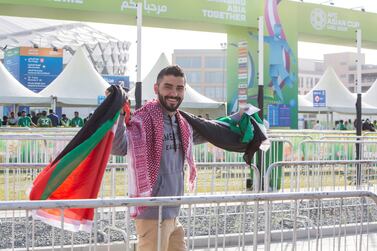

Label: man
[60,114,71,127]
[37,111,52,127]
[339,120,347,130]
[111,66,205,251]
[17,111,32,127]
[47,109,59,127]
[2,116,8,126]
[31,111,39,125]
[70,111,84,127]
[84,113,93,124]
[8,112,18,126]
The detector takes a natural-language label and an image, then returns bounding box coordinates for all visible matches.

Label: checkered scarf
[126,100,196,217]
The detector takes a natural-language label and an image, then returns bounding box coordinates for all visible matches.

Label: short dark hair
[49,109,53,113]
[156,65,185,84]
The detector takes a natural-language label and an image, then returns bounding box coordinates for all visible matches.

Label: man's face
[21,112,26,117]
[74,112,79,117]
[154,75,185,112]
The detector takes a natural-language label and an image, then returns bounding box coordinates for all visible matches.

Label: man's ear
[154,83,159,94]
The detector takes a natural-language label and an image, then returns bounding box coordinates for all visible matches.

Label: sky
[86,0,377,82]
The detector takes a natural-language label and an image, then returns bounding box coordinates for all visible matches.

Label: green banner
[0,0,259,27]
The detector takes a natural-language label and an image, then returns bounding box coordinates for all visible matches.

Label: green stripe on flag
[41,112,120,200]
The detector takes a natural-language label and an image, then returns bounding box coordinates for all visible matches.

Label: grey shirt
[111,111,206,219]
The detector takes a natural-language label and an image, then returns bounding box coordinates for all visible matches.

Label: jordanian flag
[29,85,125,232]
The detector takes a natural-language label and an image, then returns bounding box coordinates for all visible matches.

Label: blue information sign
[97,95,106,105]
[313,90,326,107]
[102,75,130,90]
[4,47,63,93]
[268,104,291,127]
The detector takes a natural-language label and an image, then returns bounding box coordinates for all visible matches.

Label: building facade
[172,49,227,102]
[324,52,377,93]
[298,58,324,95]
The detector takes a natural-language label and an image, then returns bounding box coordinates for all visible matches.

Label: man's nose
[169,89,178,96]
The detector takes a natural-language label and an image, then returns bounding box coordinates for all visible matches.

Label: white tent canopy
[128,53,224,109]
[300,67,377,114]
[363,78,377,107]
[39,47,110,106]
[0,62,49,105]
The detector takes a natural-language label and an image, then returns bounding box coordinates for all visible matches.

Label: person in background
[60,114,71,127]
[373,120,377,129]
[339,120,347,130]
[84,113,93,124]
[363,119,376,132]
[31,111,39,125]
[37,111,52,127]
[70,111,84,127]
[313,120,322,130]
[8,112,18,126]
[334,121,339,130]
[347,119,353,130]
[47,109,59,127]
[344,120,349,130]
[2,116,8,126]
[205,113,210,120]
[17,111,32,127]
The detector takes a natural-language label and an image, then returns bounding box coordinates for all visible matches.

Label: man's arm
[193,127,207,145]
[111,115,128,156]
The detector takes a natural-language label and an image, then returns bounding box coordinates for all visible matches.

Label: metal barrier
[0,191,376,251]
[264,160,377,193]
[298,139,377,161]
[0,135,73,163]
[0,162,260,201]
[0,134,293,166]
[320,135,377,141]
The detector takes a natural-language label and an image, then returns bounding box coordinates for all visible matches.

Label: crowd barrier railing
[0,162,260,201]
[298,139,377,161]
[264,160,377,193]
[0,191,375,251]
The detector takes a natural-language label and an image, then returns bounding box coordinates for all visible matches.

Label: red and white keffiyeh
[126,100,196,217]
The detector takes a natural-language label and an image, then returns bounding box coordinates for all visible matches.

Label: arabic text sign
[0,0,254,27]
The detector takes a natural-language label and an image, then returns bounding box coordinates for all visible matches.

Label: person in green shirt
[18,111,32,127]
[70,111,84,127]
[37,111,52,127]
[339,120,347,130]
[60,114,71,127]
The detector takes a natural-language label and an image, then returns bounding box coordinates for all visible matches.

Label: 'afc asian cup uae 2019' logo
[310,8,327,30]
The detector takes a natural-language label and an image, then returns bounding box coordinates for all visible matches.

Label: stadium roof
[0,16,130,75]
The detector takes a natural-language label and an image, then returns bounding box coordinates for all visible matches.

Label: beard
[157,92,183,112]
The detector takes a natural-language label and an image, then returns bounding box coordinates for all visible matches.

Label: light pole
[355,29,362,187]
[220,42,227,103]
[135,3,143,110]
